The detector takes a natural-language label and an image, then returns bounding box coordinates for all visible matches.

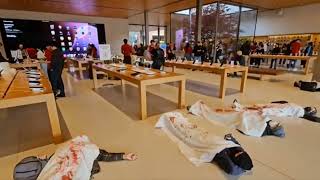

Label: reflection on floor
[167,79,239,98]
[0,68,319,180]
[95,84,178,120]
[0,103,71,157]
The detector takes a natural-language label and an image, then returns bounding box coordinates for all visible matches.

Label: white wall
[256,3,320,36]
[0,9,129,55]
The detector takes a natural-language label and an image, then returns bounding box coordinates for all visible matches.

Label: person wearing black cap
[48,41,65,97]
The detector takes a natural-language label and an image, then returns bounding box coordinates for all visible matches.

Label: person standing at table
[121,39,133,64]
[166,42,176,60]
[270,43,281,69]
[88,44,98,58]
[302,42,314,68]
[193,41,206,64]
[289,39,301,71]
[253,42,264,68]
[135,43,144,56]
[184,43,193,61]
[15,43,28,63]
[151,43,165,70]
[49,42,65,98]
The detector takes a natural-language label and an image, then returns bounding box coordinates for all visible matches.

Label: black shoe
[56,94,66,98]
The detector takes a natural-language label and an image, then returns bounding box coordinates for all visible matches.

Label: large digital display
[0,19,106,59]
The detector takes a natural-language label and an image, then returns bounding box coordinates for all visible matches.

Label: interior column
[195,0,203,42]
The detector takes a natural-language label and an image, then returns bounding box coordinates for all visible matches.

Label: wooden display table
[92,64,186,120]
[249,54,317,74]
[68,58,107,79]
[165,61,248,100]
[10,62,41,69]
[0,71,62,144]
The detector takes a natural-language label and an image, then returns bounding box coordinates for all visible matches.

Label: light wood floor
[0,67,319,180]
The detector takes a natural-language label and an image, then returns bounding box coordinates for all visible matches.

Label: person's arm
[96,149,137,162]
[121,45,124,55]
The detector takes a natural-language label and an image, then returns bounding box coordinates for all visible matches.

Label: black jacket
[151,48,165,69]
[51,49,64,71]
[193,45,206,57]
[240,43,251,55]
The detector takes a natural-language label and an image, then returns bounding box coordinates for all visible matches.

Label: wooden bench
[248,68,285,80]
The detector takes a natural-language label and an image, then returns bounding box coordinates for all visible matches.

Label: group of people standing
[121,39,166,70]
[241,39,314,70]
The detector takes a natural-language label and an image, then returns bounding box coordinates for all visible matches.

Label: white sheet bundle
[189,100,305,137]
[155,112,239,166]
[37,136,100,180]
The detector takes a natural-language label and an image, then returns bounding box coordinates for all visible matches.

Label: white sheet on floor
[37,135,100,180]
[155,112,239,166]
[189,100,305,137]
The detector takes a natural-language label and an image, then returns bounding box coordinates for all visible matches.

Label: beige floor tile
[0,68,319,179]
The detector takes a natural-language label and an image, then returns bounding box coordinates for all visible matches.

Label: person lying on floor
[294,80,320,92]
[156,112,253,176]
[15,136,137,180]
[188,100,319,137]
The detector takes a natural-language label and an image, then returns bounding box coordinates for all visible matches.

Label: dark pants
[50,64,65,96]
[301,60,306,67]
[270,59,277,69]
[250,58,261,67]
[279,59,286,65]
[123,56,131,64]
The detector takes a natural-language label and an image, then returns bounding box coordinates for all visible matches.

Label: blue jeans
[185,54,192,61]
[194,56,201,63]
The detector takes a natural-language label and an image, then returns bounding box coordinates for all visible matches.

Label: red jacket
[45,49,52,69]
[291,42,301,54]
[121,44,132,57]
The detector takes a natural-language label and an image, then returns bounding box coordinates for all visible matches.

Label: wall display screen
[0,18,106,58]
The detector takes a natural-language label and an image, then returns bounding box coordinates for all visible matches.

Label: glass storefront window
[217,3,240,55]
[239,8,257,42]
[129,25,144,46]
[171,2,257,57]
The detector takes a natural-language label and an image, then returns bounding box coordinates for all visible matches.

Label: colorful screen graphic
[0,19,105,59]
[49,22,100,57]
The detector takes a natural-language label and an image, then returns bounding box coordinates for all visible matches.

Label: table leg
[46,94,63,144]
[219,71,227,100]
[78,62,84,79]
[92,67,99,89]
[178,79,186,109]
[240,69,248,93]
[172,66,176,72]
[121,79,125,86]
[139,84,147,120]
[304,59,310,75]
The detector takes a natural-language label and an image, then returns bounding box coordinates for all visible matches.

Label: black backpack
[300,81,318,92]
[13,156,51,180]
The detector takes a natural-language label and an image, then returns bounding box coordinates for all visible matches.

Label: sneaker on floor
[293,68,298,71]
